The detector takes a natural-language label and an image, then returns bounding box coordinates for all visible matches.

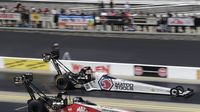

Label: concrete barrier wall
[0,56,199,84]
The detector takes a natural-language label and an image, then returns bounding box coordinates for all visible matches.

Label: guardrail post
[103,23,107,31]
[178,27,183,33]
[136,25,141,32]
[148,26,153,32]
[197,27,200,33]
[143,26,148,32]
[171,26,175,33]
[186,27,191,33]
[106,25,111,31]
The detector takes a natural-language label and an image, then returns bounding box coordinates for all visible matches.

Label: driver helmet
[80,66,93,75]
[52,43,59,50]
[73,97,84,103]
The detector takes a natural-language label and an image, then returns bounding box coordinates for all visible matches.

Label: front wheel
[170,88,179,97]
[176,86,184,94]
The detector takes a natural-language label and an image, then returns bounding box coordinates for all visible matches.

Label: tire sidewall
[55,75,69,90]
[28,100,48,112]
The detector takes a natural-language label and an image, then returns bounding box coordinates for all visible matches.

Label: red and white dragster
[13,73,130,112]
[63,97,130,112]
[42,47,194,97]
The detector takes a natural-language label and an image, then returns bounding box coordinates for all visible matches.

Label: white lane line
[15,105,28,111]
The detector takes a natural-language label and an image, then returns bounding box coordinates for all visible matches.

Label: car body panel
[84,74,193,96]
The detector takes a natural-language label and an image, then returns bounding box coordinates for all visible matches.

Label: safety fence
[0,56,200,83]
[1,12,200,33]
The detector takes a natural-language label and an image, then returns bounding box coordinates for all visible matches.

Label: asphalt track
[1,30,200,67]
[1,76,200,112]
[1,75,200,104]
[1,30,200,111]
[2,91,200,112]
[0,102,26,112]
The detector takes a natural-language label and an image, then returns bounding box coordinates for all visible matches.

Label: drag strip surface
[1,91,200,112]
[1,73,200,104]
[0,102,26,112]
[1,31,200,67]
[1,31,200,111]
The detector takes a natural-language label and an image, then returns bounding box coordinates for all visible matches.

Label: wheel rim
[176,86,184,93]
[171,89,178,96]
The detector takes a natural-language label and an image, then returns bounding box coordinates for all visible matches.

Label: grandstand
[1,0,200,14]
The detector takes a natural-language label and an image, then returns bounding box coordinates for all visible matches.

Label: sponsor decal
[0,13,21,21]
[30,13,53,22]
[84,83,90,90]
[58,15,94,29]
[4,58,49,71]
[135,66,143,76]
[134,65,167,78]
[197,70,200,80]
[168,18,194,26]
[98,76,113,90]
[67,108,72,111]
[114,82,134,90]
[95,66,109,74]
[31,13,41,22]
[77,106,88,112]
[71,64,82,73]
[158,67,167,77]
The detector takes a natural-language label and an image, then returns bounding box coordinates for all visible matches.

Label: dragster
[13,73,130,112]
[42,45,194,97]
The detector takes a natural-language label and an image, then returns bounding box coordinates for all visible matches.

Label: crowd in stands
[0,2,131,16]
[0,2,200,33]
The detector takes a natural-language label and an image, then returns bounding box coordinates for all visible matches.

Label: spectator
[60,8,65,15]
[37,8,42,13]
[75,10,81,15]
[99,0,105,11]
[15,2,22,12]
[167,12,173,17]
[124,2,130,11]
[31,7,36,13]
[158,15,168,32]
[3,5,8,12]
[0,7,6,13]
[51,8,57,15]
[43,8,49,14]
[68,9,76,15]
[21,6,29,25]
[2,2,200,33]
[109,0,114,9]
[108,10,116,16]
[80,11,86,16]
[195,16,200,32]
[191,16,198,33]
[54,13,59,28]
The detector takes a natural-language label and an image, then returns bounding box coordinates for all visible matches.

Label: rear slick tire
[55,75,69,90]
[28,100,48,112]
